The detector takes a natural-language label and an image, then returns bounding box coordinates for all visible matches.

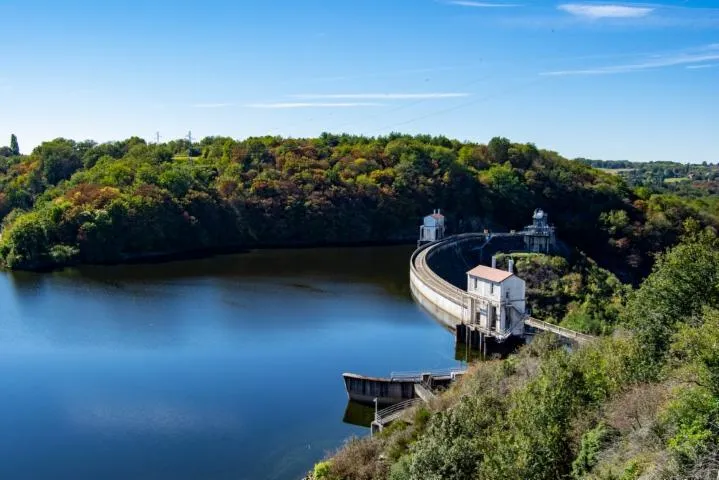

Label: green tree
[625,229,719,378]
[488,136,511,164]
[34,138,82,184]
[672,308,719,396]
[10,134,19,156]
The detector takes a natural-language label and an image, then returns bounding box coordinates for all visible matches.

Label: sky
[0,0,717,162]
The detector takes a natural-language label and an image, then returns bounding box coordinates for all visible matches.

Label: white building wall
[466,273,526,335]
[467,276,502,303]
[423,216,439,227]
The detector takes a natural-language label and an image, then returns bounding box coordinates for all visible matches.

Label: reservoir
[0,246,460,480]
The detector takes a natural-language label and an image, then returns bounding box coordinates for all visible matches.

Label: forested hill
[0,134,715,274]
[576,158,719,196]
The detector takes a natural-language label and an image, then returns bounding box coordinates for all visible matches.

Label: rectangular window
[490,283,494,295]
[473,278,477,290]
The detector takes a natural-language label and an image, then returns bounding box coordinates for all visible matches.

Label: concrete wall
[344,375,416,405]
[426,234,527,290]
[410,270,465,330]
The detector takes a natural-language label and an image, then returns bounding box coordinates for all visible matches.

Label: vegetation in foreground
[312,228,719,480]
[0,134,716,278]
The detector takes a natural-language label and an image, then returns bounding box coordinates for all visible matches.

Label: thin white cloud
[192,103,234,108]
[446,1,523,7]
[502,5,719,28]
[686,63,719,69]
[312,66,463,83]
[558,3,654,18]
[290,93,470,100]
[542,46,719,76]
[245,102,385,109]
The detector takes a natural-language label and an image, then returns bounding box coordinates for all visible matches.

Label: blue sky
[1,0,717,162]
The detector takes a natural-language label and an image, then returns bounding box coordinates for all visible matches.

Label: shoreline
[6,236,418,272]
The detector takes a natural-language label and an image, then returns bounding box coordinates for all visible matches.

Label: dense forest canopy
[0,133,716,279]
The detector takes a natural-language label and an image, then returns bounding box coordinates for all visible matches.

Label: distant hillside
[0,134,715,276]
[575,158,719,194]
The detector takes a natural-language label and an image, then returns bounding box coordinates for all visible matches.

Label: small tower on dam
[418,209,446,246]
[464,257,526,339]
[523,209,556,253]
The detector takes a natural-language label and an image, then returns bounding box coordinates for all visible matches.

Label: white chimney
[491,256,497,269]
[508,259,514,274]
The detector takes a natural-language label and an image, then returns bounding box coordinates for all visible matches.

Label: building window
[490,283,494,295]
[473,278,477,290]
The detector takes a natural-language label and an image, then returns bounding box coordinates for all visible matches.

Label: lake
[0,246,461,480]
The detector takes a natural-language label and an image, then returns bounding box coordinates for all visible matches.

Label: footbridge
[410,234,594,345]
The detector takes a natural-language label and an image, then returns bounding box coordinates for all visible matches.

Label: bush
[572,423,614,478]
[49,244,80,265]
[661,387,719,466]
[313,460,334,480]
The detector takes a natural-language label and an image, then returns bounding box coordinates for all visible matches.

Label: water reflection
[0,245,457,480]
[342,401,376,428]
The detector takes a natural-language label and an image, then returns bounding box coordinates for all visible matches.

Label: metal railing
[375,398,422,423]
[390,367,467,381]
[525,317,595,344]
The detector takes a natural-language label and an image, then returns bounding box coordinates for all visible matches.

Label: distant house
[523,209,555,253]
[418,209,446,245]
[466,259,526,336]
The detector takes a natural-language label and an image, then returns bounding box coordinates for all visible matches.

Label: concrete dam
[409,232,595,346]
[341,216,593,434]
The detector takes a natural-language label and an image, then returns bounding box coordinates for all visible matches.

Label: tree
[34,138,82,184]
[672,308,719,396]
[488,136,511,164]
[625,229,719,377]
[10,134,19,156]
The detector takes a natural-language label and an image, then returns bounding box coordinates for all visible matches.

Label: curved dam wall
[426,234,526,290]
[409,234,527,331]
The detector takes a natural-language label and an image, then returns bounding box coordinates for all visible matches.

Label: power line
[266,70,495,137]
[329,73,496,134]
[369,77,549,135]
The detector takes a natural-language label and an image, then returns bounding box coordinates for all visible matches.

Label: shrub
[313,460,334,480]
[571,423,614,478]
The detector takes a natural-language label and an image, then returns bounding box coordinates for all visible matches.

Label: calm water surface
[0,246,460,480]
